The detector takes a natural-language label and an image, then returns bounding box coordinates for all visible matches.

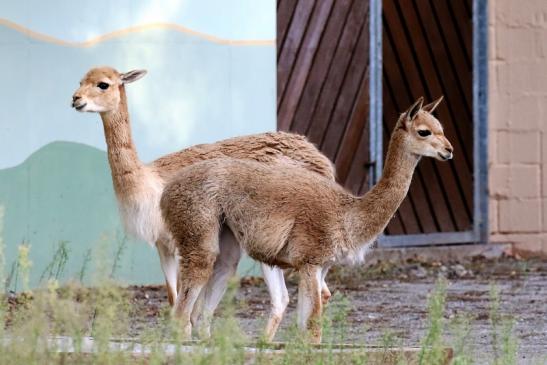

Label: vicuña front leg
[174,247,217,340]
[156,241,178,306]
[297,265,323,344]
[320,266,331,305]
[191,229,241,339]
[262,264,289,342]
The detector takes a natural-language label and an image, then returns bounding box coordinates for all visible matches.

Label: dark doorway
[382,0,473,236]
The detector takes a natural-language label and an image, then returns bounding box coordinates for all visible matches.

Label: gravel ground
[127,257,547,364]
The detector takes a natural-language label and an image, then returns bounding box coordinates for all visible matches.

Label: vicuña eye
[97,82,109,90]
[418,130,431,137]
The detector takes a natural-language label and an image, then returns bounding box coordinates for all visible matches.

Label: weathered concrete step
[4,336,453,364]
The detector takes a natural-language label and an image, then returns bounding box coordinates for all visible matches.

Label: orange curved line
[0,18,275,47]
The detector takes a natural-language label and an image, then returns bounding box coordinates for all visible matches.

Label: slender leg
[174,281,206,340]
[192,229,241,338]
[262,264,289,342]
[174,247,217,340]
[190,287,206,327]
[297,265,323,344]
[157,241,179,306]
[320,266,331,305]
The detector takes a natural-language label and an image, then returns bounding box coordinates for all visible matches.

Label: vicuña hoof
[321,288,332,305]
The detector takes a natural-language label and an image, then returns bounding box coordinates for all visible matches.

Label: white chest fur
[117,172,166,246]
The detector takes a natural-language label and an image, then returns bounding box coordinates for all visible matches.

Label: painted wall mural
[0,1,275,288]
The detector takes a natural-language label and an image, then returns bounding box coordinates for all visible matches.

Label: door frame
[372,0,489,247]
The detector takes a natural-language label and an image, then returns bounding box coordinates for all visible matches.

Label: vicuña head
[396,96,453,161]
[71,66,147,113]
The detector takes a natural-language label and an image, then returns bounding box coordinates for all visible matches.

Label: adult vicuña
[160,96,453,342]
[71,66,335,339]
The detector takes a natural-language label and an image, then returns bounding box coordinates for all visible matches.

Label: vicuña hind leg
[297,265,323,344]
[191,229,241,338]
[174,239,218,340]
[262,264,289,342]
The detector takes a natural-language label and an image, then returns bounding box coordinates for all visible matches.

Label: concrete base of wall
[367,242,513,266]
[491,233,547,258]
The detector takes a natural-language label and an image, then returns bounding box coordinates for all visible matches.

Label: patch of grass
[4,242,33,294]
[418,278,448,365]
[78,248,92,284]
[322,291,351,344]
[449,314,474,365]
[379,330,405,365]
[109,233,128,279]
[17,243,33,293]
[489,286,518,365]
[40,240,70,283]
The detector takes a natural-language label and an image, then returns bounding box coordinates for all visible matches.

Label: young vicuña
[71,66,335,339]
[160,96,453,342]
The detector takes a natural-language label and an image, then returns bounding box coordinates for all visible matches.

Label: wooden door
[277,0,372,194]
[382,0,474,237]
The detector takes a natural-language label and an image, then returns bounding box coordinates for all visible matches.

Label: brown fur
[160,97,453,342]
[152,132,335,181]
[71,67,335,312]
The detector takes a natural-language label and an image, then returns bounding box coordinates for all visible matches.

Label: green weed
[449,314,474,365]
[17,243,32,293]
[418,277,448,365]
[39,240,70,283]
[489,286,518,365]
[78,248,92,283]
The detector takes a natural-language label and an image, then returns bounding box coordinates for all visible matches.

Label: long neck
[349,130,420,244]
[100,86,145,198]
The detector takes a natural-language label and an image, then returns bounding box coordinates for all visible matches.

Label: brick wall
[489,0,547,255]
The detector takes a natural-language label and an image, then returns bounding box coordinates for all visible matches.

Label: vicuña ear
[422,95,444,114]
[120,69,147,84]
[405,96,424,121]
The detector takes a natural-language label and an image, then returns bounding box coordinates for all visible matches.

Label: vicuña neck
[350,129,419,244]
[100,85,145,197]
